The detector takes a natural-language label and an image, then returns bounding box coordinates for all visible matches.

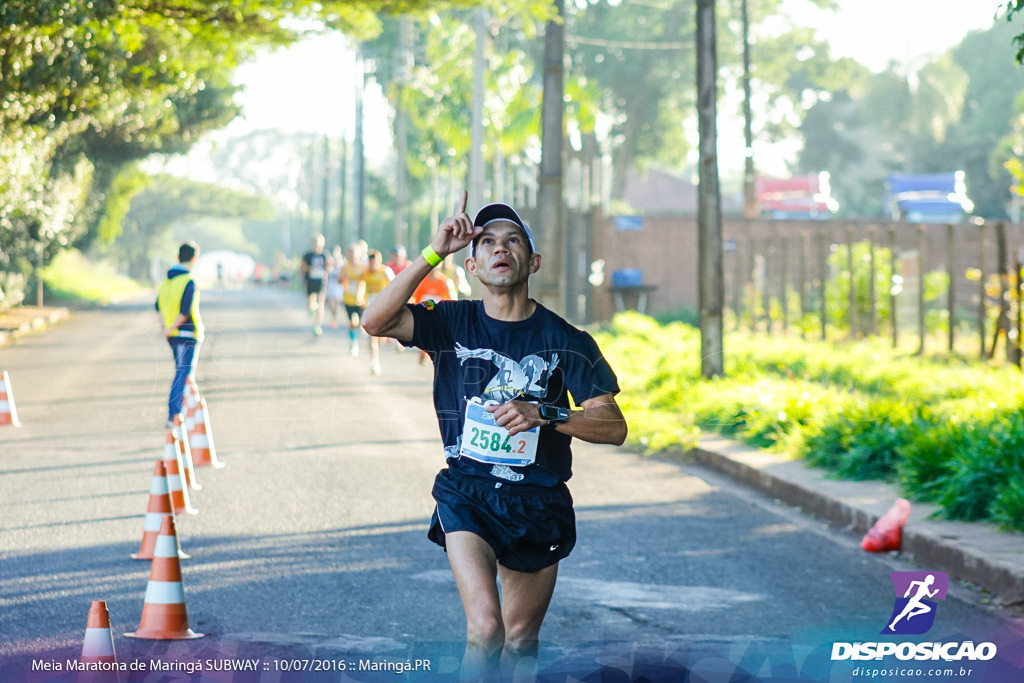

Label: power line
[565,34,692,50]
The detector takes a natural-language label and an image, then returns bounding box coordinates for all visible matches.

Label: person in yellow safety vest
[156,242,204,427]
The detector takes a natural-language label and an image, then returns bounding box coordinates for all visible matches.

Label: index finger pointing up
[456,190,468,216]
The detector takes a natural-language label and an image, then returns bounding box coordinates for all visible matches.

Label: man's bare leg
[445,531,504,680]
[498,562,558,680]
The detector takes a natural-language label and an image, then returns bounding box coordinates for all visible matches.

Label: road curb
[686,435,1024,608]
[0,306,70,347]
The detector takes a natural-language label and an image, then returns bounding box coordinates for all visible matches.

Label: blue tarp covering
[886,171,973,221]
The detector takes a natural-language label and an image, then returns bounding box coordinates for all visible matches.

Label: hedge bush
[594,312,1024,532]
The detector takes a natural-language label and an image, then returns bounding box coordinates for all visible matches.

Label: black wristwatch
[538,404,570,425]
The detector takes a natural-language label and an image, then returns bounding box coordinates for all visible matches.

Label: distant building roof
[623,167,742,215]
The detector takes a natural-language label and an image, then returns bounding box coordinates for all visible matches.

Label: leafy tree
[110,176,274,279]
[1000,1,1024,61]
[362,1,558,202]
[0,0,440,304]
[796,20,1024,218]
[566,0,842,199]
[928,19,1024,219]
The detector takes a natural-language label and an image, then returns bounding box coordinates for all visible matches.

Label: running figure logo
[881,571,948,635]
[455,343,559,403]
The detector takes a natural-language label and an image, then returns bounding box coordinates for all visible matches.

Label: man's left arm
[489,393,627,446]
[556,393,627,445]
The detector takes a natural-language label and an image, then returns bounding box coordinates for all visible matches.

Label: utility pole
[307,135,318,237]
[339,132,348,248]
[697,0,725,377]
[741,0,757,218]
[321,134,330,239]
[537,0,566,314]
[469,9,487,213]
[394,17,411,250]
[354,49,366,241]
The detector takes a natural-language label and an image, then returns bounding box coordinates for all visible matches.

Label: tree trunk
[537,0,566,314]
[697,0,724,378]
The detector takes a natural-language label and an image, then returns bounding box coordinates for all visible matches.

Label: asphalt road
[1,286,1021,681]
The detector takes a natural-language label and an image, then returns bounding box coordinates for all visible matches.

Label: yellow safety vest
[157,272,203,340]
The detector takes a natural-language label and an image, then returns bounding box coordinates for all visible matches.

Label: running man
[362,192,627,679]
[300,234,331,336]
[156,242,204,427]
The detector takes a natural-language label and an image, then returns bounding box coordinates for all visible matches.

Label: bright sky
[227,33,378,139]
[229,2,1002,134]
[175,1,1006,179]
[792,0,1002,71]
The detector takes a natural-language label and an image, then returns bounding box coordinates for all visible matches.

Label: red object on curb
[861,498,912,552]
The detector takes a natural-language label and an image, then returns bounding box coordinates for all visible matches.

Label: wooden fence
[587,214,1024,362]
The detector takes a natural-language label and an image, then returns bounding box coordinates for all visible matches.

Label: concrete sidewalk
[687,435,1024,608]
[0,305,70,347]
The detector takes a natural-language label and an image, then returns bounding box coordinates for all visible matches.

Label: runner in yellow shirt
[360,249,395,375]
[339,243,367,356]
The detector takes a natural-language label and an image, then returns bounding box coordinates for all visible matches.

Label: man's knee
[465,608,504,652]
[503,623,540,656]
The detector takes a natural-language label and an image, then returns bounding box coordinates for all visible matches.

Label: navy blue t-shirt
[408,299,620,486]
[302,251,328,282]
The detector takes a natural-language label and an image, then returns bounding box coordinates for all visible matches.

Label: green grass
[594,311,1024,532]
[41,249,148,305]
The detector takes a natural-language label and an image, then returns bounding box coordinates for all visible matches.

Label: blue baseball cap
[471,203,536,256]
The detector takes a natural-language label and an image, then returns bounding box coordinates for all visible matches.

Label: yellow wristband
[421,245,443,268]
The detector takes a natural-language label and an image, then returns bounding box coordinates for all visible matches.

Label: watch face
[540,404,567,422]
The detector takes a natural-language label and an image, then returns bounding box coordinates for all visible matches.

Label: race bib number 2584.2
[459,398,539,467]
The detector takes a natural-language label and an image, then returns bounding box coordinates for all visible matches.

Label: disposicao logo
[882,571,948,635]
[831,570,998,663]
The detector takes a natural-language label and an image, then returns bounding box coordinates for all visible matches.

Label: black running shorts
[305,278,324,296]
[427,468,576,573]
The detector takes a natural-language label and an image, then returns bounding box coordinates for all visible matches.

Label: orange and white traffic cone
[132,461,188,560]
[189,397,224,468]
[0,370,21,427]
[861,498,912,552]
[183,377,201,430]
[163,426,197,516]
[80,600,120,682]
[173,415,201,491]
[125,516,203,640]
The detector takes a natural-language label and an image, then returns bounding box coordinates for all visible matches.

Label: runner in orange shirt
[411,267,458,365]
